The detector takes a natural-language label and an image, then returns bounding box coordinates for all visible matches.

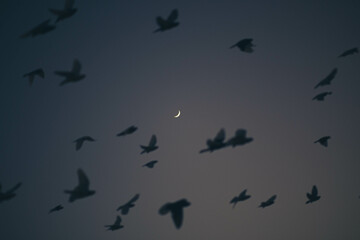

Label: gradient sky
[1,0,360,239]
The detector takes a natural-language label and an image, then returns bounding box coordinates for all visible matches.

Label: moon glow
[174,110,181,118]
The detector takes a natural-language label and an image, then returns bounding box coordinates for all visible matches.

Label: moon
[174,110,181,118]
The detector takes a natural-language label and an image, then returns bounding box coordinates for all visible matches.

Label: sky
[0,0,360,239]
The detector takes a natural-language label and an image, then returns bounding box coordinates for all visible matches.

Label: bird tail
[229,44,237,49]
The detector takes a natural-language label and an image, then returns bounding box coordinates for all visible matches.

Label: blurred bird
[55,59,85,86]
[49,0,77,23]
[314,68,338,89]
[73,136,95,151]
[259,195,277,208]
[49,204,64,213]
[105,216,124,231]
[64,169,95,202]
[143,160,158,168]
[314,136,331,147]
[306,185,321,204]
[338,47,358,58]
[153,9,179,33]
[140,135,158,154]
[117,125,138,137]
[199,128,227,153]
[20,19,56,38]
[230,189,251,208]
[230,38,255,53]
[312,92,332,101]
[117,194,140,215]
[0,182,22,203]
[226,129,253,147]
[159,198,191,229]
[23,68,44,86]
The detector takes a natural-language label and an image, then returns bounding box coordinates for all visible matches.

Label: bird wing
[268,195,277,202]
[214,128,225,142]
[128,194,140,204]
[77,169,90,189]
[6,182,22,194]
[312,186,318,196]
[54,71,73,77]
[84,136,95,141]
[170,206,183,229]
[167,9,178,22]
[114,216,122,225]
[239,189,247,197]
[38,19,52,28]
[75,139,83,150]
[149,135,157,147]
[65,0,75,9]
[230,197,238,204]
[315,68,337,89]
[72,59,81,74]
[156,17,167,28]
[159,203,170,215]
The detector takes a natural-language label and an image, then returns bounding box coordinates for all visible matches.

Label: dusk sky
[1,0,360,239]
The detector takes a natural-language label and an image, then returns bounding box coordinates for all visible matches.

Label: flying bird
[230,189,251,208]
[314,136,331,147]
[105,216,124,231]
[230,38,255,53]
[20,19,56,38]
[0,182,22,203]
[159,198,191,229]
[140,135,158,154]
[49,0,77,23]
[199,128,227,153]
[312,92,332,101]
[226,129,253,147]
[117,125,138,137]
[314,68,338,89]
[49,204,64,213]
[64,169,95,202]
[73,136,95,151]
[54,59,86,86]
[117,194,140,215]
[306,185,321,204]
[259,195,277,208]
[143,160,158,168]
[338,47,358,58]
[23,68,45,86]
[153,9,179,33]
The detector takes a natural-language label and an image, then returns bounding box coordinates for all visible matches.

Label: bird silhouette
[117,125,138,137]
[153,9,179,33]
[20,19,56,38]
[143,160,158,168]
[49,204,64,213]
[117,194,140,215]
[338,47,358,58]
[49,0,77,23]
[105,216,124,231]
[140,135,158,154]
[159,198,191,229]
[0,182,22,203]
[73,136,95,151]
[226,129,253,147]
[54,59,86,86]
[230,189,251,208]
[199,128,227,153]
[64,169,95,202]
[23,68,44,86]
[306,185,321,204]
[312,92,332,101]
[314,68,338,89]
[259,195,277,208]
[230,38,255,53]
[314,136,331,147]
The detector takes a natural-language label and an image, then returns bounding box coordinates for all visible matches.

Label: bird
[259,195,277,208]
[230,189,251,208]
[73,136,95,151]
[0,182,22,203]
[49,0,77,23]
[314,68,338,89]
[153,9,179,33]
[230,38,255,53]
[312,92,332,101]
[159,198,191,229]
[105,216,124,231]
[338,47,358,58]
[306,185,321,204]
[23,68,45,86]
[117,194,140,215]
[20,19,56,38]
[116,125,138,137]
[199,128,227,153]
[314,136,331,147]
[54,59,86,86]
[49,204,64,213]
[140,135,158,154]
[143,160,158,168]
[64,169,95,202]
[226,129,253,147]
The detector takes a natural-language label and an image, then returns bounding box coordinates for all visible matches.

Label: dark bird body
[230,189,251,208]
[64,169,95,202]
[159,198,191,229]
[140,135,158,154]
[259,195,277,208]
[55,59,85,86]
[143,160,158,168]
[338,47,358,58]
[230,38,255,53]
[226,129,253,147]
[117,125,138,137]
[49,0,77,23]
[314,136,331,147]
[314,68,338,89]
[0,182,22,203]
[20,19,56,38]
[306,185,321,204]
[199,128,227,153]
[117,194,140,215]
[23,68,44,86]
[105,216,124,231]
[49,204,64,213]
[312,92,332,101]
[154,9,179,33]
[73,136,95,151]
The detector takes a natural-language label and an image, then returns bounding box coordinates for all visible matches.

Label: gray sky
[1,0,360,239]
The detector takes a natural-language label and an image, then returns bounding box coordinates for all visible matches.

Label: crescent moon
[174,110,181,118]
